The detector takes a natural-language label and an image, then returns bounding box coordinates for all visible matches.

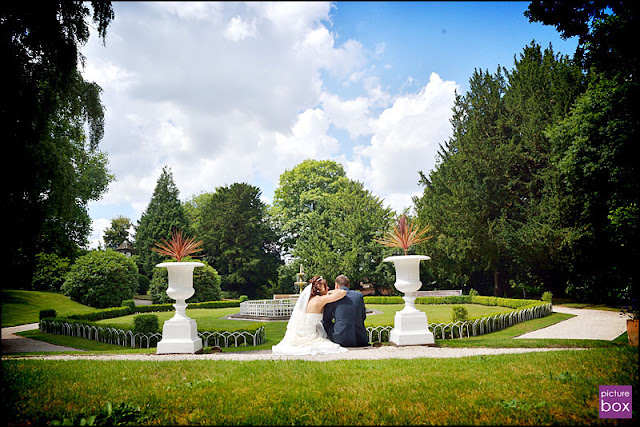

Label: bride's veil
[282,283,311,340]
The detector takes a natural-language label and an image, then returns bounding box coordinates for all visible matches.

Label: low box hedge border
[67,300,242,321]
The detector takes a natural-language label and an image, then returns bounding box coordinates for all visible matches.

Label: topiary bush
[39,309,57,320]
[137,274,151,295]
[31,252,70,291]
[122,300,136,311]
[133,314,159,334]
[150,258,222,304]
[61,250,139,308]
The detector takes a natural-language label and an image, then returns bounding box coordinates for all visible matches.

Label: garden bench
[416,290,462,297]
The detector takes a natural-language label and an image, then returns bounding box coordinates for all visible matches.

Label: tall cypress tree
[135,166,191,276]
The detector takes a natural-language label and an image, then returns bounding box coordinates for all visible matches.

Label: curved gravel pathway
[1,306,629,360]
[515,306,628,340]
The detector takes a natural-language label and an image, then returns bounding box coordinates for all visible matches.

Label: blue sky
[81,1,578,248]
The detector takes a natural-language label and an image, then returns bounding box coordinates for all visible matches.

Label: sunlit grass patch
[2,347,637,425]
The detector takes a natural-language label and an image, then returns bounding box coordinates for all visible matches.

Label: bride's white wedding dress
[272,285,347,356]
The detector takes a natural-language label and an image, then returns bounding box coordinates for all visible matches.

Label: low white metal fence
[39,319,265,349]
[39,302,551,349]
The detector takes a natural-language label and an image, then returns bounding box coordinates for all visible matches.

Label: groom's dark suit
[322,288,369,347]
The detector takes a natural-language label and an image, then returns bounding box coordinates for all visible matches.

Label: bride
[272,276,348,355]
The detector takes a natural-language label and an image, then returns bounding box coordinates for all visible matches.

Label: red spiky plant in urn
[375,214,432,255]
[151,229,203,261]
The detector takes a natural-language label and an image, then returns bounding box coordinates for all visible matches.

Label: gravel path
[7,346,587,362]
[515,306,628,340]
[1,306,629,360]
[1,323,81,354]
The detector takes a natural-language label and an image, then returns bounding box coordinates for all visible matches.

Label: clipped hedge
[67,300,242,321]
[364,295,547,310]
[133,300,241,314]
[416,296,472,305]
[133,314,160,334]
[39,309,57,320]
[68,306,132,321]
[470,295,544,309]
[363,296,405,304]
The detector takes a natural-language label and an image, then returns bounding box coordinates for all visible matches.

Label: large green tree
[270,159,350,253]
[293,179,395,288]
[135,167,192,276]
[1,2,115,288]
[526,1,638,303]
[415,42,584,297]
[199,183,281,298]
[272,160,395,289]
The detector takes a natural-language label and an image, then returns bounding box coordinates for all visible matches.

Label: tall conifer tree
[135,167,191,276]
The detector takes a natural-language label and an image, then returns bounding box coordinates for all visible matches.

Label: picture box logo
[599,385,632,419]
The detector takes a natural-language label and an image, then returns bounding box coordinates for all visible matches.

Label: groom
[322,275,369,347]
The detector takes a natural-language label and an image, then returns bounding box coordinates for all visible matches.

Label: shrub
[363,296,405,304]
[452,305,469,322]
[150,258,222,304]
[61,250,139,308]
[468,288,479,297]
[239,295,249,303]
[137,274,151,295]
[39,309,57,320]
[415,296,471,305]
[133,300,241,314]
[133,314,159,334]
[68,306,132,321]
[31,252,70,291]
[122,300,136,311]
[542,292,553,303]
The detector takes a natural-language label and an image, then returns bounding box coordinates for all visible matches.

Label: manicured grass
[2,347,637,425]
[365,303,514,325]
[14,309,619,355]
[94,303,513,332]
[89,304,513,352]
[1,290,97,327]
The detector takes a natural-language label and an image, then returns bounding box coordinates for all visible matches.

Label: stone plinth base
[157,318,203,354]
[389,310,435,346]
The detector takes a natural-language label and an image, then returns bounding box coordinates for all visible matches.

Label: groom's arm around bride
[322,275,369,347]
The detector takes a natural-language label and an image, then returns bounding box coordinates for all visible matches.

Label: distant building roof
[116,240,135,254]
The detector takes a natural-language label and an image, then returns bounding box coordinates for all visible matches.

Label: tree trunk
[493,269,510,297]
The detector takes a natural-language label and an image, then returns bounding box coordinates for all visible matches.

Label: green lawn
[3,290,636,425]
[1,290,97,327]
[89,303,513,352]
[2,347,637,425]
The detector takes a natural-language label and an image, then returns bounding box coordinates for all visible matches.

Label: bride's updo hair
[309,276,327,298]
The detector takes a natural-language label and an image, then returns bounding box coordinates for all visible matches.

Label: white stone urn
[383,255,435,346]
[156,261,204,354]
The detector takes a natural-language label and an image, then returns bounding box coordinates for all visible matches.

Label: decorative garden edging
[364,302,552,341]
[39,318,265,349]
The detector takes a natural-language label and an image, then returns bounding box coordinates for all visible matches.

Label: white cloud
[349,73,459,212]
[224,15,258,41]
[320,92,372,138]
[89,218,111,249]
[81,3,461,247]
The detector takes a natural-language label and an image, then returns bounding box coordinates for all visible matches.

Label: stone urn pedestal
[156,262,204,354]
[383,255,435,346]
